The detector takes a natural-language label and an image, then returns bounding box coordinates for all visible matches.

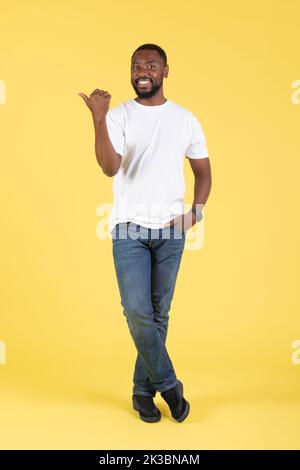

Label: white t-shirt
[105,98,209,232]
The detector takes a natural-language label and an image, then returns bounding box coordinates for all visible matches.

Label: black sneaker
[132,394,161,423]
[161,380,190,422]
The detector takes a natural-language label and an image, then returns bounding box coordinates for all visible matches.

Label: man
[79,43,212,423]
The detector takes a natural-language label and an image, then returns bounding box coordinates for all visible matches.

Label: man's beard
[131,80,162,99]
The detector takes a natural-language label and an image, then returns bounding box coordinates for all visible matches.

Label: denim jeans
[111,221,186,397]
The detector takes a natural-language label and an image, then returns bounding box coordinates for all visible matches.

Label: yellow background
[1,0,300,450]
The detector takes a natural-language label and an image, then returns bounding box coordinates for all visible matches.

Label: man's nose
[134,67,152,78]
[136,73,152,80]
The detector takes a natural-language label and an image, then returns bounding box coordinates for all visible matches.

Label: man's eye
[132,64,156,70]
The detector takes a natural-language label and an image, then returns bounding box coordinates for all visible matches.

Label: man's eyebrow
[131,59,159,64]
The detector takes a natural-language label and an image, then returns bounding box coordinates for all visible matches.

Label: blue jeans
[112,221,186,397]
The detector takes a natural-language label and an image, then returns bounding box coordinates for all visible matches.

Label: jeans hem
[159,379,178,394]
[132,391,154,397]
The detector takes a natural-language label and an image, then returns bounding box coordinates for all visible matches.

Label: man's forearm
[192,173,211,209]
[188,173,212,224]
[92,115,121,177]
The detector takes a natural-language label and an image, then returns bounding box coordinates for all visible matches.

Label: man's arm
[189,157,212,222]
[92,115,122,177]
[78,89,122,177]
[163,157,212,231]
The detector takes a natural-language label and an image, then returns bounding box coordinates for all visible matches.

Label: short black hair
[131,43,167,66]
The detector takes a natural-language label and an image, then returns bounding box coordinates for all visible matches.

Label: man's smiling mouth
[137,78,152,85]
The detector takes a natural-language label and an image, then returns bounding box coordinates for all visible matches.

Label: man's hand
[163,210,197,233]
[78,89,111,123]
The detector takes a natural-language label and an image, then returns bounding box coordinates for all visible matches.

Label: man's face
[131,49,168,99]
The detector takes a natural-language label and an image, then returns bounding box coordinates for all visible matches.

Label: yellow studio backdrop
[0,0,300,450]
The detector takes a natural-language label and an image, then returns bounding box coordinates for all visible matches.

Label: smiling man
[79,43,212,423]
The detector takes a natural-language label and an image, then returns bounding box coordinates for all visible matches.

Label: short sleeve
[185,113,209,159]
[105,109,125,157]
